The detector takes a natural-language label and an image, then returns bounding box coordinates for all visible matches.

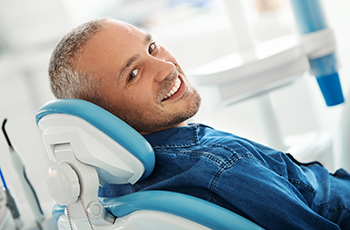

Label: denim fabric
[99,124,350,229]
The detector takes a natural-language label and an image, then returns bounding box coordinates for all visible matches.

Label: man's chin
[142,94,201,134]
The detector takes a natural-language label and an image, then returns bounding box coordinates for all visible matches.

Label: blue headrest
[36,99,155,181]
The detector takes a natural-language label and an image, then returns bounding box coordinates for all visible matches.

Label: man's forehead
[105,19,130,31]
[104,19,144,38]
[75,19,149,78]
[80,20,140,56]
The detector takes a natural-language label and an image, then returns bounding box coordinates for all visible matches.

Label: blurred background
[0,0,349,212]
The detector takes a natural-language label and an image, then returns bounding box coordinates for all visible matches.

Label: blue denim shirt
[99,124,350,229]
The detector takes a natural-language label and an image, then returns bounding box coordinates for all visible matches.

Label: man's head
[49,18,201,134]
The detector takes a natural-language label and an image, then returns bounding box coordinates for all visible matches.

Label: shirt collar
[143,123,203,148]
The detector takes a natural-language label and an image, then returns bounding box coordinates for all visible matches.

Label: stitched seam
[151,125,200,148]
[209,143,267,167]
[159,146,256,167]
[205,144,258,202]
[153,142,197,148]
[209,153,254,191]
[316,202,350,212]
[328,206,350,212]
[208,191,217,203]
[158,149,225,165]
[288,179,316,193]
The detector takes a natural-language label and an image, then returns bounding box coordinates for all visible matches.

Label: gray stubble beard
[122,89,201,134]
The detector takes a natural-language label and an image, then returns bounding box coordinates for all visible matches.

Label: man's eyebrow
[118,33,153,80]
[144,33,153,45]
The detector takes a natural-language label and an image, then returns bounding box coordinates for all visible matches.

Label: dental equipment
[290,0,344,106]
[0,167,23,229]
[192,0,343,107]
[36,99,264,230]
[2,119,45,228]
[191,0,342,153]
[191,0,310,151]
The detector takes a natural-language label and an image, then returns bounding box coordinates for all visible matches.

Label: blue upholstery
[38,99,264,229]
[101,190,264,230]
[52,190,264,230]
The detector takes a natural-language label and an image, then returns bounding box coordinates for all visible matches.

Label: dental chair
[36,99,264,230]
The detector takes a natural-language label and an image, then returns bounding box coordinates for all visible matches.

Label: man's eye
[148,42,156,54]
[129,69,138,81]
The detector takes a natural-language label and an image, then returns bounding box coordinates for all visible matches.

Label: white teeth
[163,77,181,101]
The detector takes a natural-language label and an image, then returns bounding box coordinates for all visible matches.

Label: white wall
[0,0,70,205]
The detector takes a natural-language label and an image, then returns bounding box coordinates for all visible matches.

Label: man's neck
[140,121,188,135]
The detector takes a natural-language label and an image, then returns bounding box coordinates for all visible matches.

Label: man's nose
[148,57,176,82]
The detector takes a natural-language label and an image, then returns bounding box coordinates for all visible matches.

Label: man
[49,17,200,134]
[49,18,350,229]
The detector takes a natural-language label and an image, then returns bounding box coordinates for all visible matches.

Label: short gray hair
[48,18,108,102]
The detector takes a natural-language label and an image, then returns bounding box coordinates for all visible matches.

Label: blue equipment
[2,119,45,228]
[0,167,23,229]
[290,0,344,106]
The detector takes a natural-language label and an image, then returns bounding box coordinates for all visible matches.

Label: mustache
[166,66,179,83]
[157,66,179,102]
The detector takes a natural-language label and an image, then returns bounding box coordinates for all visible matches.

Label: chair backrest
[36,99,155,185]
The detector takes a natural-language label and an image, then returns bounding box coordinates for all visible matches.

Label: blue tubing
[316,72,344,106]
[290,0,344,106]
[289,0,327,34]
[310,53,344,106]
[0,167,8,190]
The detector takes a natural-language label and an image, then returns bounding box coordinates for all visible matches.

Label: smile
[162,77,181,101]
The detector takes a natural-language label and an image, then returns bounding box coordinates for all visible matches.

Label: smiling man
[49,18,350,229]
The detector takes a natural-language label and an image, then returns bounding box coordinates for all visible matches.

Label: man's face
[76,19,201,134]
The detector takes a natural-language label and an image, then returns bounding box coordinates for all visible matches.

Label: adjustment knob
[47,163,80,205]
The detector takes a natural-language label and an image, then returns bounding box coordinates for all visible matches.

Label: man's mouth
[162,76,181,101]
